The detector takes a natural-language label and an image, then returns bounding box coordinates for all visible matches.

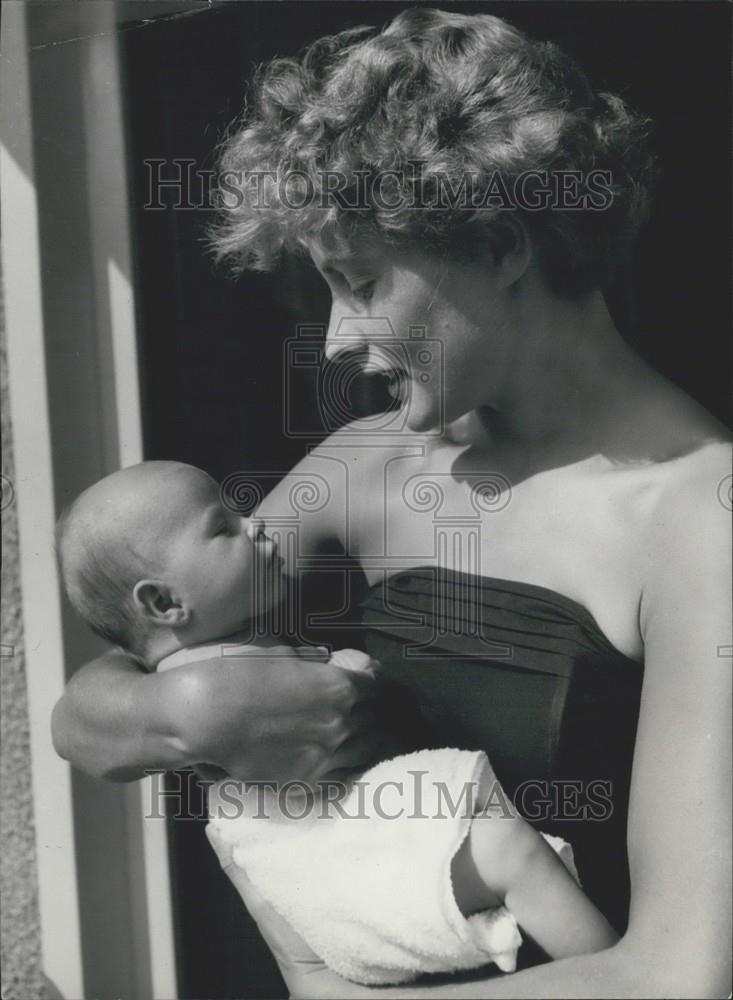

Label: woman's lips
[381,368,408,401]
[386,375,401,399]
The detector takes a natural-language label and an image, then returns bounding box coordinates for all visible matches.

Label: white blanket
[208,747,576,986]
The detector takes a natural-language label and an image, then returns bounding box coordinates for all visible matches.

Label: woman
[52,8,731,998]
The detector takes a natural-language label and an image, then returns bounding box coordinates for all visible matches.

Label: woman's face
[310,237,515,433]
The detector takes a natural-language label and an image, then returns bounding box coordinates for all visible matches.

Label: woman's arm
[214,465,732,999]
[51,650,188,780]
[51,645,379,783]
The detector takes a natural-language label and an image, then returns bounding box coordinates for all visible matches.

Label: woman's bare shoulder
[606,399,730,515]
[590,433,730,629]
[635,437,731,624]
[646,437,731,514]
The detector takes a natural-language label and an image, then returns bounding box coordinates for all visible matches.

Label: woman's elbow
[50,697,103,779]
[50,695,75,764]
[50,691,139,781]
[615,927,732,999]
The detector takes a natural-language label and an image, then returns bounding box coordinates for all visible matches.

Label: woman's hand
[52,644,384,784]
[173,645,383,784]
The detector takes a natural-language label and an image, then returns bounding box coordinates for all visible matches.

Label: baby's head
[56,461,282,669]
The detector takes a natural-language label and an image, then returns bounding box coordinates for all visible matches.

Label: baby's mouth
[249,522,281,566]
[262,537,282,567]
[264,535,285,572]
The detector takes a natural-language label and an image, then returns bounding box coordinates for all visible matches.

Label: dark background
[121,3,731,996]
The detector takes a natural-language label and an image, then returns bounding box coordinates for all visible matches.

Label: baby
[56,460,617,985]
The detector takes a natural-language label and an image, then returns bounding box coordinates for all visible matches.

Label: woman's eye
[214,523,230,537]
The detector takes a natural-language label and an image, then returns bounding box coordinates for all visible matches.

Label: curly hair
[209,7,657,296]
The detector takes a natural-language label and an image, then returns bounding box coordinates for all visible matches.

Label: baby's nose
[246,517,267,542]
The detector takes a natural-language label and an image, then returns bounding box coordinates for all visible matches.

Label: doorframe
[1,3,178,996]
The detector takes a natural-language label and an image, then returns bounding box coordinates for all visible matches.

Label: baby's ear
[133,580,190,627]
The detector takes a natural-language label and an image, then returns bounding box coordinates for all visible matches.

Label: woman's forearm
[298,938,704,1000]
[51,651,190,781]
[52,647,380,783]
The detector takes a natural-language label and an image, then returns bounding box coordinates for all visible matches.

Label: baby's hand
[314,648,384,782]
[327,648,380,676]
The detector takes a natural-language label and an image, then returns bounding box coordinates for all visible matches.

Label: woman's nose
[324,304,369,363]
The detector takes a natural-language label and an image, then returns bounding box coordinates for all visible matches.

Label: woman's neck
[452,278,723,473]
[492,286,645,447]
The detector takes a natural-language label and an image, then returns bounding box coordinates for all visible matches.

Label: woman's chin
[404,400,442,434]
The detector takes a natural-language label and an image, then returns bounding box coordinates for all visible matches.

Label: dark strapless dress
[360,566,644,938]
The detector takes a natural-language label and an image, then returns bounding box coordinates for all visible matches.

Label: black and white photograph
[1,2,731,998]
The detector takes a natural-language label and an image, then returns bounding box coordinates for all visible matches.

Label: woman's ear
[474,216,532,288]
[133,580,191,628]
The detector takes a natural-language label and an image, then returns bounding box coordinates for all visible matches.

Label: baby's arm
[452,789,618,961]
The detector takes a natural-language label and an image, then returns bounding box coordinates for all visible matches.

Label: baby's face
[158,467,283,639]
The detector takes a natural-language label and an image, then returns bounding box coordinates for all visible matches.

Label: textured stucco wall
[1,242,46,997]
